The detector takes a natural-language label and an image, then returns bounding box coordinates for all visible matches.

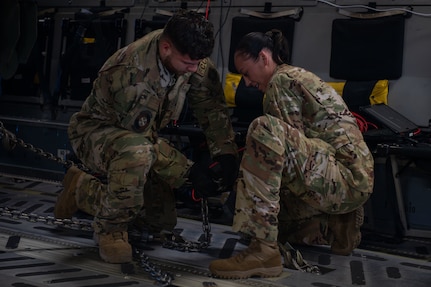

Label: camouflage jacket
[264,64,374,190]
[69,29,237,159]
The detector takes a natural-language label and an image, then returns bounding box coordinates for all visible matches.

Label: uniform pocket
[250,124,285,156]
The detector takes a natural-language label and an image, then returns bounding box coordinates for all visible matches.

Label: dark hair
[163,9,214,60]
[235,29,290,64]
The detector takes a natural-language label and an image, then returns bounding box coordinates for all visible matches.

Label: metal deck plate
[0,175,430,287]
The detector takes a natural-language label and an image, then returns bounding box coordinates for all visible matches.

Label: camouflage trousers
[232,115,374,244]
[68,125,192,234]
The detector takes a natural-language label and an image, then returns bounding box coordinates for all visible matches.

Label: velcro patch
[133,110,152,132]
[196,58,208,77]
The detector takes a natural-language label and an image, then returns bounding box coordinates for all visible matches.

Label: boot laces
[233,247,253,262]
[232,239,260,263]
[355,207,364,228]
[112,231,125,241]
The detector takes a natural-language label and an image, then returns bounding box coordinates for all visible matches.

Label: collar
[157,56,176,88]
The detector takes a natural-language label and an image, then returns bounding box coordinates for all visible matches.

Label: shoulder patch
[196,58,208,77]
[133,110,152,132]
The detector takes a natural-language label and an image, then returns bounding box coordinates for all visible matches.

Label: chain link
[0,119,213,285]
[0,203,211,285]
[0,204,176,285]
[160,198,212,253]
[0,120,75,168]
[134,248,175,286]
[0,206,93,231]
[201,198,211,248]
[0,119,212,243]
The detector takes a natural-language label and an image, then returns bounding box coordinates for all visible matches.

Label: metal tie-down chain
[0,207,93,230]
[0,120,212,285]
[0,120,75,168]
[0,203,212,286]
[1,120,321,282]
[133,199,212,286]
[161,198,211,252]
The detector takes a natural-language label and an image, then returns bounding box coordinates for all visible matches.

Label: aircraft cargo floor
[0,174,430,287]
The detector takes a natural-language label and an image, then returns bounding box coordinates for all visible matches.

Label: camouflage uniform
[68,30,237,234]
[232,65,374,244]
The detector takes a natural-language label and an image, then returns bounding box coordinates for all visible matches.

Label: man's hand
[188,163,220,198]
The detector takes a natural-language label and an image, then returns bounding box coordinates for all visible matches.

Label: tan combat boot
[96,231,132,263]
[54,166,84,219]
[329,206,364,255]
[209,237,283,279]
